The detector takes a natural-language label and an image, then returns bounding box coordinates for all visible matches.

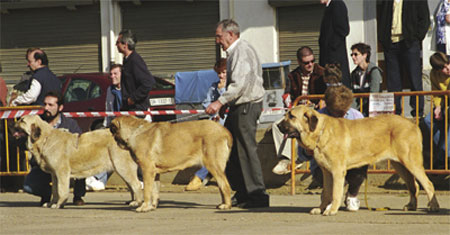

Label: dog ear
[304,112,318,132]
[30,124,41,143]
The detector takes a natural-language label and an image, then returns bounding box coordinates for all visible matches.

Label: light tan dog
[278,105,440,216]
[14,115,143,209]
[110,116,232,212]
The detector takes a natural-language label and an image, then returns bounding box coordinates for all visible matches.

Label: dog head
[110,116,143,150]
[14,115,48,145]
[277,105,321,150]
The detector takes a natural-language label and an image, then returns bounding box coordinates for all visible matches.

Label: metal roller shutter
[120,0,219,78]
[278,4,323,64]
[0,4,101,84]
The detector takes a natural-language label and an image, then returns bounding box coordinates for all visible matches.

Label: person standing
[206,19,269,208]
[116,29,155,112]
[318,0,351,88]
[10,49,61,106]
[435,0,450,55]
[22,91,86,206]
[378,0,430,116]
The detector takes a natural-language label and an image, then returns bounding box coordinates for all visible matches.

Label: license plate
[149,97,174,106]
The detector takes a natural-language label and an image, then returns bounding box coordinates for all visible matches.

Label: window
[64,79,101,103]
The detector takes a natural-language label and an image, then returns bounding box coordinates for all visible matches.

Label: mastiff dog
[278,105,440,216]
[110,116,232,212]
[14,115,143,209]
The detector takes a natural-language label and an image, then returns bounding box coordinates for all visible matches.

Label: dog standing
[14,115,143,209]
[110,116,232,212]
[278,105,440,216]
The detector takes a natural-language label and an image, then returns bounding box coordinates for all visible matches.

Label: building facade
[0,0,441,85]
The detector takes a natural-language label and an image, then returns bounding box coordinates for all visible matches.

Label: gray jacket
[218,39,265,106]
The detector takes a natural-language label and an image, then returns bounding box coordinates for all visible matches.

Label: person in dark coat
[116,29,156,111]
[10,49,61,106]
[378,0,430,116]
[318,0,351,88]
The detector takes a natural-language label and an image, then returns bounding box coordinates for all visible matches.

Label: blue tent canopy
[175,69,219,104]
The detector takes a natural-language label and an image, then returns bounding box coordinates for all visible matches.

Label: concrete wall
[219,0,278,63]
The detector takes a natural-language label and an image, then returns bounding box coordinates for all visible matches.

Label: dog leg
[152,174,160,209]
[206,165,231,210]
[203,141,232,210]
[46,174,59,208]
[111,151,143,207]
[323,168,345,216]
[310,168,331,215]
[136,161,156,213]
[391,162,418,211]
[400,161,440,212]
[52,172,70,209]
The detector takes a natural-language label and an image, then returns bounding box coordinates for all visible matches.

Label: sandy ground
[1,183,449,235]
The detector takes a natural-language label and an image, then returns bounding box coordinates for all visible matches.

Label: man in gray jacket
[206,19,268,208]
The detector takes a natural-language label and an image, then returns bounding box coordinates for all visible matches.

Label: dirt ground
[1,181,449,235]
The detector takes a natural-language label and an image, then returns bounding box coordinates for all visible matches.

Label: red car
[59,73,175,132]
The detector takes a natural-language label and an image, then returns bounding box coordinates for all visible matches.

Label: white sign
[369,93,395,117]
[149,97,174,106]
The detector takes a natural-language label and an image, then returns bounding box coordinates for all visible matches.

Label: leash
[168,113,208,123]
[364,176,391,211]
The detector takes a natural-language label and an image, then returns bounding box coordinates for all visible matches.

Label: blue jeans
[23,166,86,199]
[195,167,209,180]
[424,113,450,167]
[93,171,112,185]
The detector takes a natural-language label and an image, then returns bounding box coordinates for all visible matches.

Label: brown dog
[110,116,233,212]
[14,115,143,209]
[278,105,440,216]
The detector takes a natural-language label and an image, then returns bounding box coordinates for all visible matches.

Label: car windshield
[64,78,101,102]
[154,78,174,90]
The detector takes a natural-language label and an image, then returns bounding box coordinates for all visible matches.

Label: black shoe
[73,197,85,206]
[239,191,270,208]
[231,193,248,207]
[40,196,50,206]
[238,199,269,209]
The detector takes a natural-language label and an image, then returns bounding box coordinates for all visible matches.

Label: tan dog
[14,115,143,209]
[278,105,440,216]
[110,116,232,212]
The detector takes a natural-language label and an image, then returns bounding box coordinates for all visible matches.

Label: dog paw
[136,203,155,213]
[309,208,322,215]
[152,199,160,209]
[128,200,141,207]
[41,202,50,208]
[322,209,337,216]
[50,204,62,209]
[427,195,440,212]
[217,203,231,210]
[402,203,417,211]
[322,204,337,216]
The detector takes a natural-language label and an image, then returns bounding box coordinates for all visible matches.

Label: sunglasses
[301,59,315,65]
[350,53,360,57]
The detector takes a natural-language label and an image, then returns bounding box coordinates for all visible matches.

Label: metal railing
[289,90,450,195]
[0,106,43,176]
